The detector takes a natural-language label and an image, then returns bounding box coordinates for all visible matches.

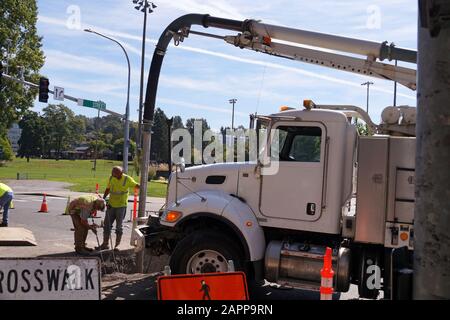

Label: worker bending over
[68,195,105,255]
[97,166,140,251]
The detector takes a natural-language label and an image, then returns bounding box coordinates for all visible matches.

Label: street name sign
[0,257,101,300]
[77,99,106,110]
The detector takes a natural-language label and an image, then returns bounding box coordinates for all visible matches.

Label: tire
[169,230,245,275]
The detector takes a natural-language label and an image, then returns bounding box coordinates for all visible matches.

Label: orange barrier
[320,247,334,300]
[38,193,49,213]
[157,272,248,300]
[133,186,138,222]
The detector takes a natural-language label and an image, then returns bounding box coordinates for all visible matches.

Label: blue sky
[35,0,417,130]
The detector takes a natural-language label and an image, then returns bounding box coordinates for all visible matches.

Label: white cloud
[158,0,247,20]
[159,97,248,117]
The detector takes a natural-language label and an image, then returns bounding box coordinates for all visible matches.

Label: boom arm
[143,14,417,122]
[223,31,417,90]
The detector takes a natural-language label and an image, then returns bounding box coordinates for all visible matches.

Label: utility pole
[361,81,373,114]
[414,0,450,300]
[393,60,398,106]
[229,98,237,130]
[133,0,157,149]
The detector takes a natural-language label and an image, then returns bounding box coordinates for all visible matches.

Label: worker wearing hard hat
[68,194,106,255]
[97,166,139,251]
[0,183,13,227]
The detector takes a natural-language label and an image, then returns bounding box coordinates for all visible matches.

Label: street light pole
[229,98,237,130]
[393,60,398,106]
[133,0,157,150]
[361,81,374,114]
[85,29,131,173]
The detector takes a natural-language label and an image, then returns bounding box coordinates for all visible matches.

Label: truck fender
[164,191,266,262]
[221,198,266,262]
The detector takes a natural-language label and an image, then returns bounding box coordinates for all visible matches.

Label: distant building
[7,123,22,154]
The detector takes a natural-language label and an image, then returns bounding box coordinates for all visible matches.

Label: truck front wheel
[169,231,245,274]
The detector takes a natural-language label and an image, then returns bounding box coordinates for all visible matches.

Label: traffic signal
[38,77,49,103]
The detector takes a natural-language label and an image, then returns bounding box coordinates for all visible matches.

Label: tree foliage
[17,110,46,160]
[42,104,85,158]
[0,135,14,161]
[151,108,170,163]
[113,138,136,159]
[0,0,45,134]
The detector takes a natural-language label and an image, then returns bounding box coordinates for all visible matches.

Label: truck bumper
[138,216,180,256]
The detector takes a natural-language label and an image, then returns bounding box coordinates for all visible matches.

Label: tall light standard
[85,28,131,173]
[361,81,374,114]
[133,0,157,149]
[229,98,237,130]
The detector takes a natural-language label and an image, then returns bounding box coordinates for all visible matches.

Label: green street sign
[78,99,106,110]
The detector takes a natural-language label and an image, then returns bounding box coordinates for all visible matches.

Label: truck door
[259,122,326,222]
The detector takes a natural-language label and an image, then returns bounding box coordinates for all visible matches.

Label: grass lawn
[0,158,167,198]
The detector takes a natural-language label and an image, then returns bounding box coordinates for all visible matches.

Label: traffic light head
[39,77,49,103]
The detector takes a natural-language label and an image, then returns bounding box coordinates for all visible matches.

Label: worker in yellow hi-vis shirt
[0,183,14,227]
[97,166,139,250]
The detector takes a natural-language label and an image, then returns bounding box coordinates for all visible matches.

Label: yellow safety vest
[107,174,137,208]
[0,183,12,198]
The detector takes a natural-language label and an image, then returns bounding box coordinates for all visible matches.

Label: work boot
[75,247,91,256]
[114,234,122,251]
[84,245,94,252]
[96,234,110,250]
[0,222,8,227]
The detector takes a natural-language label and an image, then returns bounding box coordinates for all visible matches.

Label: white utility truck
[138,14,418,300]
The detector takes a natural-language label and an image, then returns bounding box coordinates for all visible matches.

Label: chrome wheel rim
[186,249,228,274]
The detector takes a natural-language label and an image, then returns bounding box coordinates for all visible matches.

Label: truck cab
[140,104,415,300]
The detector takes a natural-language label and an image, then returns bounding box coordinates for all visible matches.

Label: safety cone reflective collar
[320,247,334,300]
[39,193,49,213]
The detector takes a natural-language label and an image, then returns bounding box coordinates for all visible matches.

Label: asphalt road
[0,194,136,257]
[0,184,361,300]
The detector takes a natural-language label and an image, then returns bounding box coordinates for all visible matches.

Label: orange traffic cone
[320,247,334,300]
[39,193,49,213]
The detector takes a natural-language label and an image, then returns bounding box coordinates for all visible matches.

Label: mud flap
[391,246,413,300]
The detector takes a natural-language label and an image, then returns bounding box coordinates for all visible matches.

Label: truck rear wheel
[169,230,245,274]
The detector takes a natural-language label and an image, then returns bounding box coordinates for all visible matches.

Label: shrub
[0,136,14,161]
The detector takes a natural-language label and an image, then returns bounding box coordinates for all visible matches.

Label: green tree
[18,110,47,161]
[101,115,123,142]
[151,108,169,163]
[113,138,135,160]
[42,104,85,158]
[89,139,110,157]
[0,135,14,161]
[172,116,184,130]
[0,0,45,135]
